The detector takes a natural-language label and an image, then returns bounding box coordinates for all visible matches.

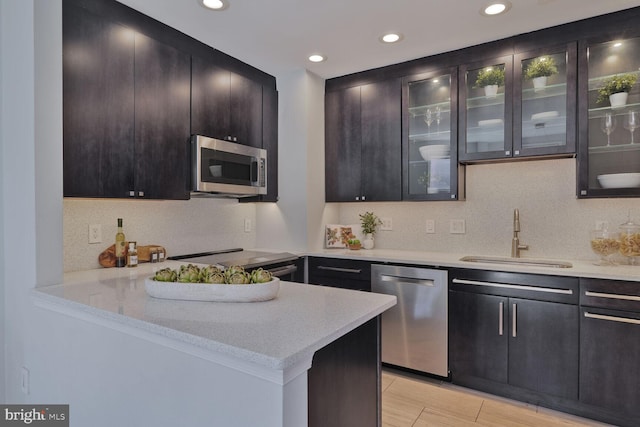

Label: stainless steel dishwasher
[371,264,448,377]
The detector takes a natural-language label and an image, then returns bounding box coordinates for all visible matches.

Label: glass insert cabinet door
[513,43,576,157]
[403,69,460,200]
[459,56,513,161]
[580,36,640,197]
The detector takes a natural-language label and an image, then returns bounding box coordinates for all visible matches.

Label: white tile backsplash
[338,158,639,262]
[64,198,256,271]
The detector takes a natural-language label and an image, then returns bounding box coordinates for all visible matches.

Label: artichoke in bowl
[199,265,226,284]
[177,264,201,283]
[224,265,251,284]
[153,267,177,282]
[250,268,273,283]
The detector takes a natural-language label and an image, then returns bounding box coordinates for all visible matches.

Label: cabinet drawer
[449,268,578,304]
[308,257,371,291]
[580,278,640,312]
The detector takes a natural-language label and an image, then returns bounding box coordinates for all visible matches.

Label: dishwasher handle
[380,274,435,287]
[317,266,362,274]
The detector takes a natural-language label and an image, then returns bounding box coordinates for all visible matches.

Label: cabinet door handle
[584,291,640,302]
[584,312,640,325]
[452,278,573,295]
[317,266,362,274]
[499,302,504,336]
[512,303,517,337]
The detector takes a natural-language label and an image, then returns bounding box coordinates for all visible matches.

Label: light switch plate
[380,218,393,231]
[449,219,466,234]
[425,219,435,234]
[244,218,252,233]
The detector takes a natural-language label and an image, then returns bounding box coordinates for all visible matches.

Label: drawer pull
[584,312,640,325]
[452,278,573,295]
[584,291,640,302]
[498,302,504,336]
[512,303,517,337]
[317,266,362,274]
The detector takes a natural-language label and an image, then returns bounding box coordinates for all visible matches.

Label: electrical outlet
[88,224,102,244]
[380,217,393,231]
[244,218,252,233]
[21,367,30,395]
[595,220,608,231]
[449,219,466,234]
[425,219,435,234]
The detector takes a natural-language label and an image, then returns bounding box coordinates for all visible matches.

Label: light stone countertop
[32,262,396,374]
[304,248,640,282]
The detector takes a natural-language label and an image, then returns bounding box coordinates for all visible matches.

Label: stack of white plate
[419,144,450,161]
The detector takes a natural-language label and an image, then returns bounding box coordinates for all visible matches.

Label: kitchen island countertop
[32,262,396,376]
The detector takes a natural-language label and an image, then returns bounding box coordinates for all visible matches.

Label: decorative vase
[609,92,628,109]
[532,76,547,91]
[484,85,498,98]
[363,233,374,250]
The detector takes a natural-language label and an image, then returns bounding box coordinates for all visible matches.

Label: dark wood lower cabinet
[308,317,380,427]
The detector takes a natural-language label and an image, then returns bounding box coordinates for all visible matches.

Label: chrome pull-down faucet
[511,209,529,258]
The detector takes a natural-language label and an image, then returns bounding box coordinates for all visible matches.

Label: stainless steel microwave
[191,135,267,197]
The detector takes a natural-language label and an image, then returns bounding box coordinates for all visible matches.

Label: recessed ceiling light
[308,54,326,63]
[480,1,512,16]
[613,42,623,47]
[201,0,228,10]
[380,33,403,44]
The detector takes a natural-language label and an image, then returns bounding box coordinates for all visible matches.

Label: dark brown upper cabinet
[578,35,640,198]
[325,79,402,202]
[63,2,191,200]
[459,55,514,162]
[63,4,136,198]
[459,44,577,163]
[191,54,263,148]
[402,68,464,201]
[513,43,577,159]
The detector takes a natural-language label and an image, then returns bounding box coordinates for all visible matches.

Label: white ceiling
[117,0,640,80]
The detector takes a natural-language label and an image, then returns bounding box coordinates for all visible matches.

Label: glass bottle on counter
[619,215,640,264]
[115,218,126,268]
[127,241,138,268]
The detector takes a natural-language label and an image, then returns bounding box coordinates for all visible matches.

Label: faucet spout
[511,209,528,258]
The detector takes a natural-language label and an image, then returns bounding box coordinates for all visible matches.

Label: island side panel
[307,317,381,427]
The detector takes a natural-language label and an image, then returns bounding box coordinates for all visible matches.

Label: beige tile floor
[381,369,613,427]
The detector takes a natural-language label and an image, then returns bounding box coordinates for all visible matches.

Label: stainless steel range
[168,248,302,281]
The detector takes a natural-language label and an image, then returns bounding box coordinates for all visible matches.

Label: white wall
[0,0,6,403]
[255,69,339,252]
[1,0,39,403]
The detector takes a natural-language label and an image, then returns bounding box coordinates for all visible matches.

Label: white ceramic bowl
[419,144,450,161]
[597,173,640,189]
[144,277,280,302]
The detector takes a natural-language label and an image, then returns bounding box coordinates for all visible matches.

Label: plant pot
[348,243,361,250]
[532,76,547,91]
[609,92,628,109]
[484,85,498,98]
[362,234,374,250]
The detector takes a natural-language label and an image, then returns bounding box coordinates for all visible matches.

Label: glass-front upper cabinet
[578,36,640,198]
[459,56,513,162]
[402,68,463,200]
[513,43,577,158]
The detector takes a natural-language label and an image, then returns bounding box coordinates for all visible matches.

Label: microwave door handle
[251,159,258,184]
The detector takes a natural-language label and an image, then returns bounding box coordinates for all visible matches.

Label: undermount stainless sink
[460,255,573,269]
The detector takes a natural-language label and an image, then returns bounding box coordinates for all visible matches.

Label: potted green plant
[524,56,558,90]
[474,67,505,98]
[359,212,382,249]
[597,73,638,108]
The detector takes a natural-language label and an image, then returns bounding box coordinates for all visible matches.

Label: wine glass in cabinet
[578,36,640,198]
